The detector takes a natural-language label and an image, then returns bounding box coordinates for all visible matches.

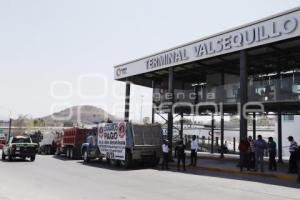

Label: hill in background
[35,105,120,127]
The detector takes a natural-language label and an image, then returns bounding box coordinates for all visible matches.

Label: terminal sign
[114,9,300,79]
[193,17,297,58]
[146,49,189,70]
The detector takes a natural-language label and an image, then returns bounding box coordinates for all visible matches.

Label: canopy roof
[114,6,300,88]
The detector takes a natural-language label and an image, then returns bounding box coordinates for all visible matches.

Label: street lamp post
[8,118,12,142]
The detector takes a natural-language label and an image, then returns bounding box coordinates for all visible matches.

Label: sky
[1,0,300,121]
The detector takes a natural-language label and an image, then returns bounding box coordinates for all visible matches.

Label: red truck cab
[61,128,92,159]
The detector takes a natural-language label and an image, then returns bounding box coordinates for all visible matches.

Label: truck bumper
[87,149,99,158]
[132,147,162,160]
[11,151,35,157]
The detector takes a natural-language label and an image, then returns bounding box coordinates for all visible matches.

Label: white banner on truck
[98,123,127,161]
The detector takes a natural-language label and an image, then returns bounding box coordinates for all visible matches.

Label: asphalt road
[0,152,299,200]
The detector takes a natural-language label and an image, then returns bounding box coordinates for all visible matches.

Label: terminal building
[114,7,300,161]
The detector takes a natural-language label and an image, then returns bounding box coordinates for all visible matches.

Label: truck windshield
[87,135,97,146]
[12,138,31,143]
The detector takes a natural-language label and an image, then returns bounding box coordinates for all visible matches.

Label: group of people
[163,134,299,177]
[239,135,299,174]
[161,135,199,171]
[239,135,275,172]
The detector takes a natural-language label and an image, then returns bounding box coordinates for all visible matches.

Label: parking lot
[0,153,299,200]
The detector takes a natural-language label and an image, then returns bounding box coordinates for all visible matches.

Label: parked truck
[57,128,93,159]
[2,135,38,161]
[39,131,57,155]
[81,122,162,168]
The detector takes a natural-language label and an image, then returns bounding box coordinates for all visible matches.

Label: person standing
[297,145,300,183]
[267,137,277,171]
[288,136,298,174]
[161,139,169,170]
[175,140,186,171]
[190,135,199,167]
[248,136,256,169]
[239,138,250,172]
[254,135,267,172]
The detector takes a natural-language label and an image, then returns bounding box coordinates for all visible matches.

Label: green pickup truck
[2,135,38,162]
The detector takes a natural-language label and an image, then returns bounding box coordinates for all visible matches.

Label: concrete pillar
[211,113,215,154]
[180,112,184,140]
[168,67,174,155]
[239,50,248,141]
[253,112,256,140]
[233,137,236,152]
[278,108,283,163]
[124,81,131,122]
[220,110,225,158]
[152,81,155,124]
[194,85,199,104]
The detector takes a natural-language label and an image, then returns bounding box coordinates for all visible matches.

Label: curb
[194,154,289,164]
[197,155,237,162]
[192,165,297,182]
[169,163,297,182]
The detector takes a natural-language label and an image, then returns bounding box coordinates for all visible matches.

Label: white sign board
[98,123,127,160]
[115,8,300,80]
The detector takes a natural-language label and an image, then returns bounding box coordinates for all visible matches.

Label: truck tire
[97,157,103,163]
[70,148,74,159]
[66,148,70,158]
[106,157,110,165]
[8,154,13,161]
[83,149,90,163]
[110,159,119,167]
[30,155,36,162]
[2,152,5,160]
[55,148,60,156]
[151,157,160,167]
[120,151,132,169]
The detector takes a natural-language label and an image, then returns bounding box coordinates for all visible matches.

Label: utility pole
[8,118,12,142]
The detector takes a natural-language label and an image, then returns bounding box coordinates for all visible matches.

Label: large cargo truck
[59,128,93,159]
[39,131,57,155]
[81,122,162,168]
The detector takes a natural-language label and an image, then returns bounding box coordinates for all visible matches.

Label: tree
[13,115,28,135]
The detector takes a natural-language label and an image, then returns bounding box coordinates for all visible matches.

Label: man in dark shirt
[239,138,250,172]
[175,140,186,171]
[267,137,277,171]
[297,146,300,183]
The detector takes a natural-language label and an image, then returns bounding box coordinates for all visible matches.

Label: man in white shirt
[161,139,169,170]
[190,135,199,167]
[288,136,298,173]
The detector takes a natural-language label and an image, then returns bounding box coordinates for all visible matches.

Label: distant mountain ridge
[40,105,120,126]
